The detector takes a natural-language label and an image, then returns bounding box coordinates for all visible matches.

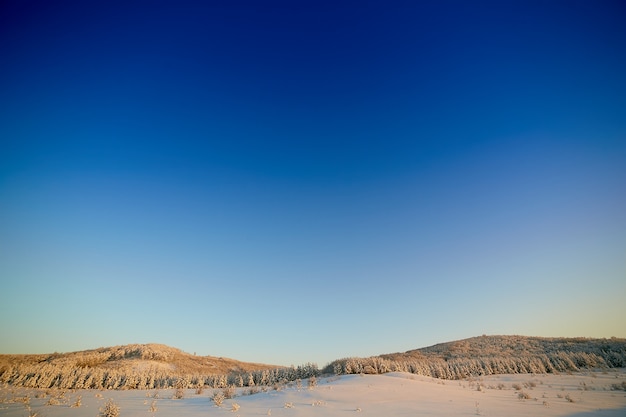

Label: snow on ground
[1,369,625,417]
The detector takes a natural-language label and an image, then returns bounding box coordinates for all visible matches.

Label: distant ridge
[327,335,626,379]
[2,336,625,389]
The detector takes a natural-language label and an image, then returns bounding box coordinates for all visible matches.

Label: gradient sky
[1,0,625,367]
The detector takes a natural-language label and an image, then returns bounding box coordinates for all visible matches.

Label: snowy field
[1,369,625,417]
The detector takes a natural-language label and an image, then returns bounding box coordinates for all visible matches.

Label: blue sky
[1,0,625,366]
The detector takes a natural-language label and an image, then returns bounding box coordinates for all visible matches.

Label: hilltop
[392,335,626,361]
[0,343,274,375]
[329,335,626,378]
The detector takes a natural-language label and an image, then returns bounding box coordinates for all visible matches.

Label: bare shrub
[565,394,575,403]
[149,400,158,413]
[512,383,522,391]
[46,397,60,406]
[308,376,317,389]
[222,385,236,399]
[71,395,82,407]
[212,391,225,406]
[173,388,185,399]
[611,381,626,391]
[231,402,240,412]
[14,396,30,405]
[518,391,531,400]
[99,399,120,417]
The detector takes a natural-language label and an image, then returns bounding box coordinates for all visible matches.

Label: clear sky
[1,0,625,367]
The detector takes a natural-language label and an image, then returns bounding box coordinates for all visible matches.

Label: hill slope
[329,335,626,378]
[0,343,286,390]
